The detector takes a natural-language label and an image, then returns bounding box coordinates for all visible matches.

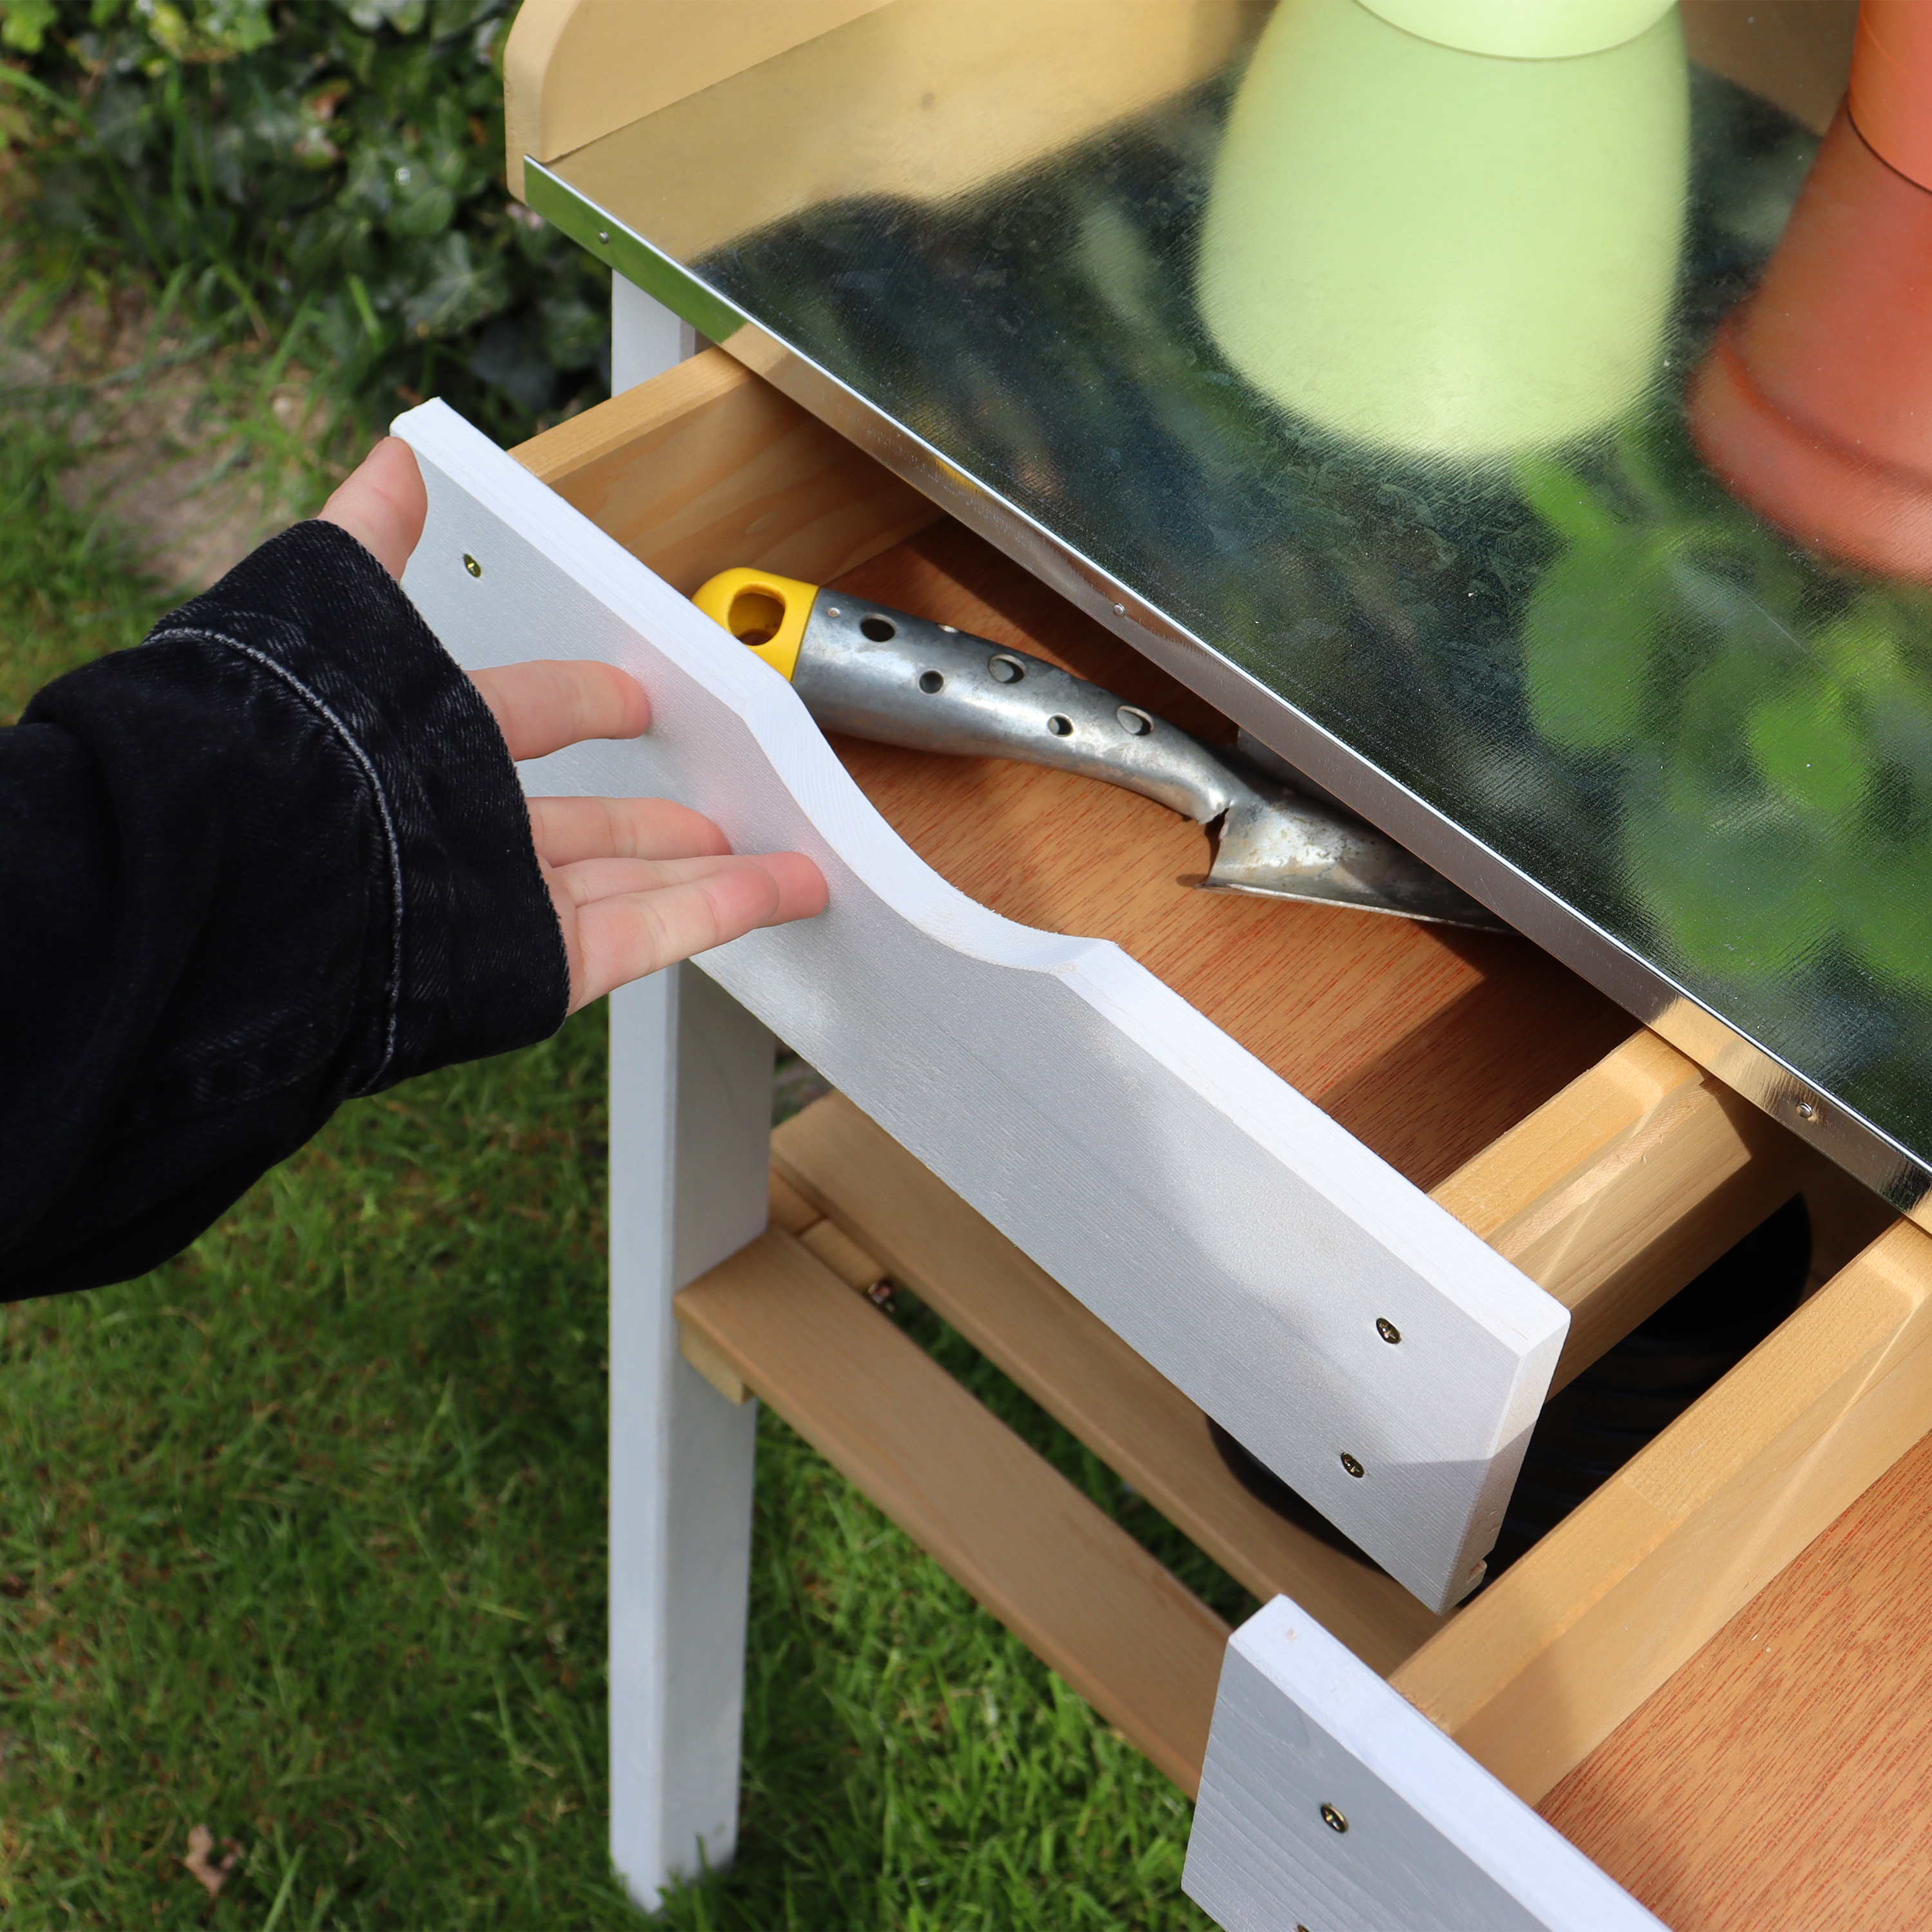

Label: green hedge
[1,0,609,440]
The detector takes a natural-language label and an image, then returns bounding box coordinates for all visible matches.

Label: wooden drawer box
[390,353,1927,1928]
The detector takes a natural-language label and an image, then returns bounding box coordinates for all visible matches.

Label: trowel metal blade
[1202,794,1509,932]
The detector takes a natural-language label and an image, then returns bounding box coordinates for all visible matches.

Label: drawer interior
[514,348,1839,1391]
[824,522,1627,1192]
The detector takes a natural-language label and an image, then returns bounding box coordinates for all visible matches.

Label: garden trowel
[693,567,1506,931]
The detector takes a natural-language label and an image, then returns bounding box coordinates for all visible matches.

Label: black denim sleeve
[0,519,569,1298]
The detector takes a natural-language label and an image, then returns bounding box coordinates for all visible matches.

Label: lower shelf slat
[673,1225,1230,1793]
[772,1092,1444,1673]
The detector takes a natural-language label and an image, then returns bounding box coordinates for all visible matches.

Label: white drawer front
[1186,1597,1664,1931]
[393,398,1566,1613]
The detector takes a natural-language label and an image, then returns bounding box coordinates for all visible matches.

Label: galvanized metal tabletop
[526,1,1932,1224]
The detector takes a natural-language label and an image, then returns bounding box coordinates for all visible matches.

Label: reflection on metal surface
[538,1,1932,1222]
[785,592,1507,927]
[1690,26,1932,582]
[1198,0,1688,457]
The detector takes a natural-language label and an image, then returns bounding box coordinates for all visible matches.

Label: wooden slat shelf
[770,1091,1444,1673]
[674,1220,1229,1792]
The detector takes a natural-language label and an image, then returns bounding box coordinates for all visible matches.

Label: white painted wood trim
[1184,1596,1665,1932]
[612,274,699,393]
[607,965,773,1902]
[393,396,1566,1612]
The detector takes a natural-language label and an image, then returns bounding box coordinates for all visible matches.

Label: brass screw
[463,554,482,578]
[1376,1317,1401,1344]
[1320,1803,1349,1833]
[1340,1452,1365,1479]
[1794,1097,1820,1124]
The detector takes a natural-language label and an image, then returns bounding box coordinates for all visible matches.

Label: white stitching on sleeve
[147,625,404,1090]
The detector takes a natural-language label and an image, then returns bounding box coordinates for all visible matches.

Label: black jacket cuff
[151,519,570,1091]
[1,518,568,1296]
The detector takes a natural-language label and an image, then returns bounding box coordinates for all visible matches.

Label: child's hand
[320,440,828,1010]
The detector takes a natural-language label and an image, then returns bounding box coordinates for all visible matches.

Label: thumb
[318,437,428,580]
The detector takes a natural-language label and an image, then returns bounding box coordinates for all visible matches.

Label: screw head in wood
[1320,1802,1349,1833]
[1340,1452,1365,1479]
[462,554,482,578]
[1376,1317,1401,1344]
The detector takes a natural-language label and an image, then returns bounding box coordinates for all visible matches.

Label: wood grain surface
[1435,1030,1816,1390]
[674,1225,1231,1792]
[513,348,939,595]
[772,1091,1447,1674]
[826,524,1634,1190]
[1392,1218,1932,1810]
[502,0,887,200]
[1540,1408,1932,1931]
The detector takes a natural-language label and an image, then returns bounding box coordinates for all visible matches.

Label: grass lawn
[0,307,1236,1928]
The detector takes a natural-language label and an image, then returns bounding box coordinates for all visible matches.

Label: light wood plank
[772,1092,1446,1672]
[1432,1031,1816,1391]
[1539,1388,1932,1931]
[556,1,1261,267]
[1390,1217,1932,1806]
[512,348,939,596]
[766,1168,819,1237]
[677,1323,752,1406]
[795,1216,887,1296]
[674,1227,1231,1792]
[502,0,887,200]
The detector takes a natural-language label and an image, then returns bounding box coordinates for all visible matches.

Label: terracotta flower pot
[1689,1,1932,582]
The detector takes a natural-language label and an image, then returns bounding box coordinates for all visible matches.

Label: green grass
[0,320,1232,1927]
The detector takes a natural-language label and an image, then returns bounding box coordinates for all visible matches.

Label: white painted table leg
[608,963,773,1906]
[612,274,699,392]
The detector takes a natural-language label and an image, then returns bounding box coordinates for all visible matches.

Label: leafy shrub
[1,0,610,440]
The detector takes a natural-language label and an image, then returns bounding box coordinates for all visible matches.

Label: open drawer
[395,351,1845,1611]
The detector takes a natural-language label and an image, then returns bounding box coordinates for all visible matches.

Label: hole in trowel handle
[860,614,898,641]
[726,587,786,648]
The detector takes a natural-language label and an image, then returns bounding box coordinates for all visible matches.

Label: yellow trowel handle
[692,567,820,681]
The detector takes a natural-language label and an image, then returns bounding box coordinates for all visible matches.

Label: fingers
[470,659,652,762]
[527,795,729,868]
[556,851,829,1011]
[317,437,427,579]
